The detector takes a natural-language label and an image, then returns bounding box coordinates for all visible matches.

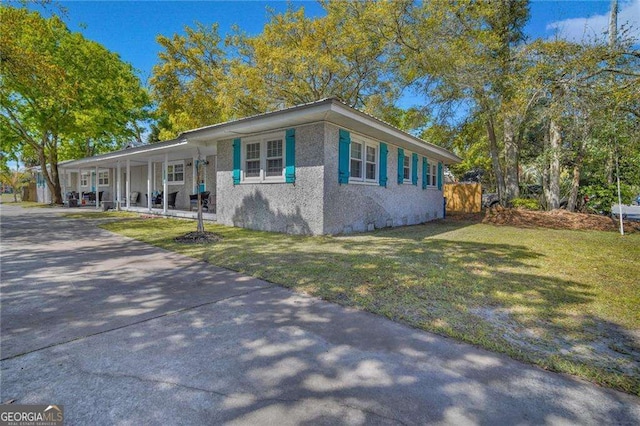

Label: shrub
[511,197,540,210]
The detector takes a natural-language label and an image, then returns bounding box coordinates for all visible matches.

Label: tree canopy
[0,5,152,203]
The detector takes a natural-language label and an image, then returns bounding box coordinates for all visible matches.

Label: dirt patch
[483,207,640,233]
[174,231,223,244]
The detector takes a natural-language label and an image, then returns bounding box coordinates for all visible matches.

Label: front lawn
[95,215,639,395]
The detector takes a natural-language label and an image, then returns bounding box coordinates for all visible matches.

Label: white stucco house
[49,98,460,234]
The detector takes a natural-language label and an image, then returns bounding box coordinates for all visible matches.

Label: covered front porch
[59,139,217,221]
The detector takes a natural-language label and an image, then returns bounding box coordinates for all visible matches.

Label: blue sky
[26,0,639,89]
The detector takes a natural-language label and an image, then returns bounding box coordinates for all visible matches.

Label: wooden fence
[444,183,482,213]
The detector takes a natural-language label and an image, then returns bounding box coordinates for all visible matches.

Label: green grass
[87,213,638,395]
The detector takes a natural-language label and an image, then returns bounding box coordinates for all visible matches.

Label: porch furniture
[129,191,140,206]
[167,191,178,209]
[81,191,104,204]
[67,191,79,208]
[147,191,178,209]
[189,191,210,211]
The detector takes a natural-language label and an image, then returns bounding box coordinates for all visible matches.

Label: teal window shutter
[422,157,428,189]
[232,138,241,185]
[338,129,350,184]
[379,142,388,187]
[411,153,418,185]
[397,148,404,184]
[285,128,296,183]
[437,162,443,190]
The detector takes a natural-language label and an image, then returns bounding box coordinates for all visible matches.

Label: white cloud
[546,0,640,42]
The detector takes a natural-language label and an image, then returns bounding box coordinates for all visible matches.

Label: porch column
[112,167,116,206]
[95,166,100,210]
[163,153,168,213]
[126,158,131,209]
[192,156,197,193]
[147,159,152,211]
[116,161,121,211]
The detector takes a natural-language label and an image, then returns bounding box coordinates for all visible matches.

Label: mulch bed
[482,207,640,233]
[174,231,223,244]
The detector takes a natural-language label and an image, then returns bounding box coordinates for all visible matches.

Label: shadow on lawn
[2,209,639,423]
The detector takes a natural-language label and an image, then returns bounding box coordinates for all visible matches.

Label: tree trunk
[567,137,587,212]
[503,116,520,202]
[38,136,63,205]
[542,122,550,210]
[547,119,561,210]
[486,118,505,203]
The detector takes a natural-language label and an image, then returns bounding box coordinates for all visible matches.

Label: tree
[0,6,151,204]
[151,1,400,139]
[0,168,29,202]
[151,23,230,141]
[393,0,531,204]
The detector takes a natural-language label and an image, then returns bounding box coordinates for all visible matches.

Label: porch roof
[60,97,461,170]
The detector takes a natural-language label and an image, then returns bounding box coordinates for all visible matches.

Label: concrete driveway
[1,204,639,425]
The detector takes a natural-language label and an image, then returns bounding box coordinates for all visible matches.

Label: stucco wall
[322,123,444,234]
[216,123,325,235]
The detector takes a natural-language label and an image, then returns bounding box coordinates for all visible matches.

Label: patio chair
[167,191,178,209]
[189,191,210,211]
[129,191,140,206]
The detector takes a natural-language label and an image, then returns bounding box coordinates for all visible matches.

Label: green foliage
[151,1,401,139]
[0,6,152,202]
[510,197,540,210]
[580,183,634,213]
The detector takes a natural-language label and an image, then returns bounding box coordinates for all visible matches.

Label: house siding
[323,123,444,234]
[215,123,325,235]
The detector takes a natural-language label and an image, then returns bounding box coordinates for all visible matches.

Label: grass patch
[95,216,640,395]
[63,210,139,220]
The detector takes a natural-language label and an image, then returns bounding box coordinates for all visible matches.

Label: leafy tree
[0,168,29,202]
[394,0,531,203]
[151,1,400,139]
[0,6,151,204]
[151,23,230,140]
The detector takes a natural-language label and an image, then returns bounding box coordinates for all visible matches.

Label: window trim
[241,131,287,183]
[167,160,185,185]
[349,136,379,184]
[403,150,412,184]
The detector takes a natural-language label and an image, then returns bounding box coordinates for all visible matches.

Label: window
[80,172,89,186]
[266,139,283,177]
[245,143,261,177]
[241,132,286,182]
[403,153,411,182]
[350,141,362,179]
[366,145,377,180]
[167,161,184,184]
[98,171,109,186]
[349,137,378,183]
[431,163,437,186]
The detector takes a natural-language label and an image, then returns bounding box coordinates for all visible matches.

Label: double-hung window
[242,132,286,182]
[167,161,184,184]
[80,172,89,187]
[403,152,411,183]
[350,137,378,183]
[266,139,283,177]
[98,171,109,186]
[431,163,437,186]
